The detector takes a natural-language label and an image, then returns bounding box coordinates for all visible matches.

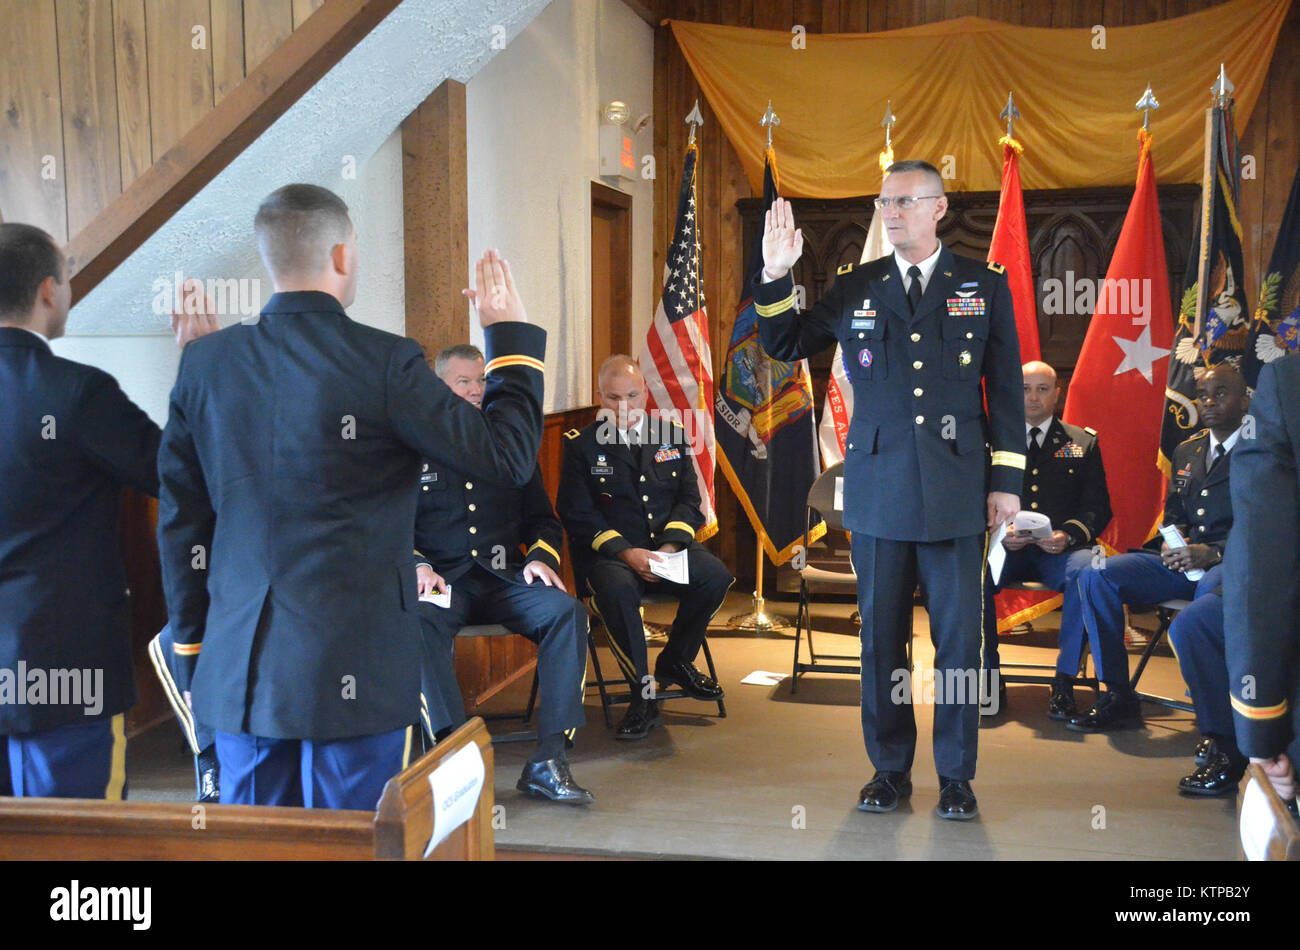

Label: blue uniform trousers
[214,727,408,810]
[982,546,1096,674]
[418,563,588,741]
[1168,565,1231,738]
[1070,550,1199,687]
[852,532,985,781]
[2,715,126,799]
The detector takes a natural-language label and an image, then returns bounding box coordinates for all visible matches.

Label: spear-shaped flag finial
[1135,83,1159,130]
[1211,64,1234,108]
[760,100,780,150]
[685,99,704,145]
[1000,92,1021,139]
[881,100,895,150]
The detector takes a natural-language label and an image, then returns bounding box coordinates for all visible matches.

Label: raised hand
[463,249,528,327]
[761,197,804,281]
[171,278,221,348]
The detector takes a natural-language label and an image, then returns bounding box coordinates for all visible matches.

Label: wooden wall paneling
[243,0,294,75]
[753,0,796,30]
[884,0,926,30]
[943,0,981,18]
[1018,1,1054,25]
[1057,0,1106,28]
[401,78,469,360]
[976,0,1021,23]
[792,0,826,32]
[113,0,152,190]
[144,0,215,163]
[292,0,326,28]
[68,0,403,302]
[0,0,68,242]
[837,0,872,31]
[56,0,123,237]
[210,0,246,104]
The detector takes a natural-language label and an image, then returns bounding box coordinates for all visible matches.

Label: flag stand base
[728,595,792,632]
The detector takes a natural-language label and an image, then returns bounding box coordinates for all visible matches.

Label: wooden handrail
[65,0,403,304]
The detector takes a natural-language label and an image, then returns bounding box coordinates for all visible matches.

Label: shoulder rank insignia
[564,428,580,440]
[837,263,854,276]
[1084,426,1098,436]
[987,261,1006,274]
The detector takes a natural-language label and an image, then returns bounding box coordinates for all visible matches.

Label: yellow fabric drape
[668,0,1291,196]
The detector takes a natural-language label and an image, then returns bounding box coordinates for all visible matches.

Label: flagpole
[728,100,793,633]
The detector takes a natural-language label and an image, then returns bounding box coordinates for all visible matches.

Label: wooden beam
[620,0,664,26]
[401,78,469,358]
[65,0,402,304]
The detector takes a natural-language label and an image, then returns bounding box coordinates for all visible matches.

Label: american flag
[638,142,717,539]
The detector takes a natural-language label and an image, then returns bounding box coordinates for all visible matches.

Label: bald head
[596,354,647,417]
[1022,361,1060,427]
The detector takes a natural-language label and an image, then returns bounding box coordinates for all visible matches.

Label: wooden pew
[0,718,494,860]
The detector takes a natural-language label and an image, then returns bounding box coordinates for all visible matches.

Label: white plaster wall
[466,0,654,412]
[53,132,407,423]
[53,0,550,423]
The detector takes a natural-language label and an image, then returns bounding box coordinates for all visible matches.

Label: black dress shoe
[1193,734,1219,767]
[654,658,725,700]
[195,745,220,803]
[856,770,911,812]
[1178,751,1247,797]
[516,758,594,805]
[615,699,662,740]
[1046,673,1077,721]
[1066,690,1142,732]
[936,778,979,820]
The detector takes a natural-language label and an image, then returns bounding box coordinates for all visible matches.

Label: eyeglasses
[873,195,943,210]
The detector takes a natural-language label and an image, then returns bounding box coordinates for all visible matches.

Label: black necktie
[1209,444,1225,471]
[1028,426,1042,451]
[907,265,923,314]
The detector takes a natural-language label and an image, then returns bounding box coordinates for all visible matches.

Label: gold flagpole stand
[728,528,793,631]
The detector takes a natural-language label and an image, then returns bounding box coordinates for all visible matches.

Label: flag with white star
[638,142,717,538]
[1062,128,1175,552]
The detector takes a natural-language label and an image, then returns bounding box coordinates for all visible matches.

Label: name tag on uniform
[1053,443,1084,459]
[955,281,980,299]
[851,318,875,330]
[946,297,986,317]
[654,446,681,463]
[420,472,438,484]
[591,466,613,475]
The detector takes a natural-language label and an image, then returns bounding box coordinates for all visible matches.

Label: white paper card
[649,549,689,585]
[424,740,485,858]
[1239,776,1276,861]
[419,586,452,608]
[833,477,844,512]
[741,670,788,686]
[987,523,1008,585]
[1158,524,1204,581]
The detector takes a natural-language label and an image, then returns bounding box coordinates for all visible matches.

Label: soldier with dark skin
[1066,364,1248,733]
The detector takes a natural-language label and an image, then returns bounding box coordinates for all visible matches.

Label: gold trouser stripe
[485,355,544,374]
[755,293,795,317]
[147,634,202,754]
[587,584,639,683]
[990,450,1026,470]
[402,726,413,769]
[105,713,127,802]
[592,529,622,552]
[1064,519,1091,542]
[663,521,695,535]
[173,641,201,656]
[566,617,591,743]
[527,539,561,563]
[1231,695,1289,720]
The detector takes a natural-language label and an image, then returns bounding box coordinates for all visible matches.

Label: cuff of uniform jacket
[660,521,697,546]
[1061,519,1092,547]
[988,449,1025,496]
[593,529,631,558]
[525,539,562,572]
[482,323,547,376]
[1230,696,1292,759]
[751,270,796,318]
